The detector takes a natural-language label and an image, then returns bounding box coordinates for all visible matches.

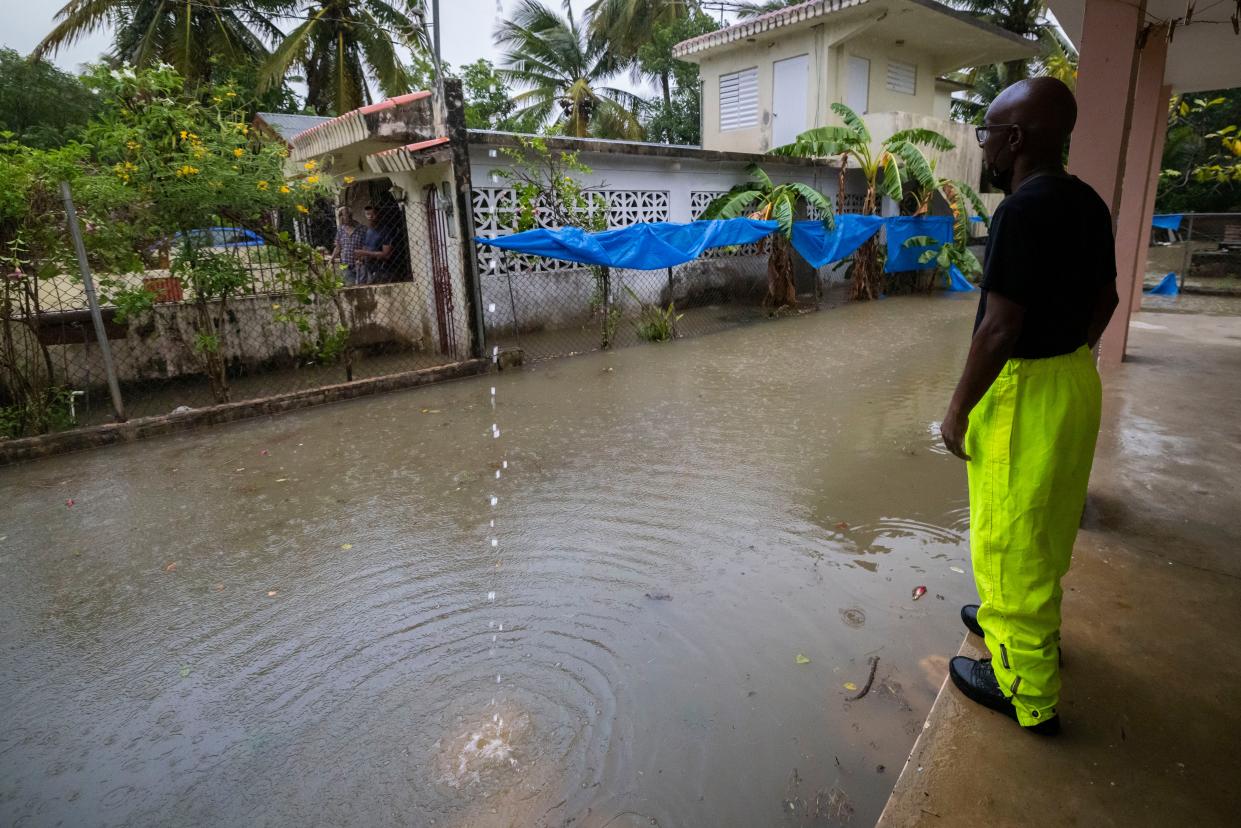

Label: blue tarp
[947,265,978,292]
[885,216,955,272]
[476,217,778,269]
[1152,214,1183,231]
[1146,272,1179,295]
[789,215,885,267]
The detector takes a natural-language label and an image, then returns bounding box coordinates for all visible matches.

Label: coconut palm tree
[586,0,698,106]
[260,1,429,116]
[35,0,282,85]
[495,0,644,140]
[771,102,954,300]
[700,164,834,308]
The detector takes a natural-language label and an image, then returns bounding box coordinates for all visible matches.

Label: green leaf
[771,192,794,238]
[770,125,858,158]
[887,141,936,191]
[830,102,870,143]
[879,154,903,202]
[902,234,938,249]
[795,653,811,665]
[785,181,835,229]
[700,187,763,220]
[746,163,775,191]
[949,179,990,225]
[886,128,955,152]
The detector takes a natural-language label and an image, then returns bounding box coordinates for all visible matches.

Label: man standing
[940,78,1119,736]
[330,206,366,285]
[357,204,396,283]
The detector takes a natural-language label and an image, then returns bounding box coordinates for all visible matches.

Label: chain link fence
[1,179,475,438]
[1146,212,1241,288]
[474,187,848,361]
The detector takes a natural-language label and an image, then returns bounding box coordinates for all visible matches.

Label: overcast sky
[3,1,693,98]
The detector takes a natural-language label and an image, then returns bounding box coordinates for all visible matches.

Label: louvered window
[886,60,917,95]
[720,67,759,130]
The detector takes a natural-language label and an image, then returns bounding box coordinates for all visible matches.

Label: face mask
[986,160,1014,194]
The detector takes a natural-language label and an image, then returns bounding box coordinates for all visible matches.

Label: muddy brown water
[1,294,981,827]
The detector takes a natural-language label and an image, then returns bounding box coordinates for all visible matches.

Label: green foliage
[35,0,284,87]
[493,137,607,231]
[625,286,682,342]
[635,13,718,144]
[171,248,250,300]
[495,0,643,139]
[701,164,834,239]
[461,60,517,129]
[1157,89,1241,212]
[0,387,77,439]
[0,49,99,148]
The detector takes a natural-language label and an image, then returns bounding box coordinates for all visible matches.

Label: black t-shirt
[974,174,1116,359]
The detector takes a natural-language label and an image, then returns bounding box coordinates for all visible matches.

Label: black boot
[961,604,984,637]
[948,656,1060,736]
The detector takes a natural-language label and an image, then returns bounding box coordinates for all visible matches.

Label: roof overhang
[1047,0,1241,94]
[290,91,437,162]
[674,0,1038,73]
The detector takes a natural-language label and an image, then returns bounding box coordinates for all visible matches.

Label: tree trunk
[767,235,797,308]
[661,72,672,109]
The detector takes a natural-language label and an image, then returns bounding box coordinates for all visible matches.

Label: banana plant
[700,164,835,309]
[902,179,992,290]
[770,102,955,300]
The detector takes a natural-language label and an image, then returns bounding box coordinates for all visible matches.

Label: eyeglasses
[976,124,1020,146]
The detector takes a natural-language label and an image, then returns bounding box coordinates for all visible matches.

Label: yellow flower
[303,160,317,171]
[295,204,309,214]
[257,180,269,191]
[126,140,140,150]
[343,176,355,184]
[271,303,281,310]
[233,147,244,158]
[306,175,320,184]
[179,130,188,140]
[226,91,237,97]
[175,164,200,177]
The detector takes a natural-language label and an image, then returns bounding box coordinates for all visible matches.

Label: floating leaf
[179,665,191,678]
[843,681,858,691]
[164,562,178,572]
[795,653,812,665]
[341,543,353,550]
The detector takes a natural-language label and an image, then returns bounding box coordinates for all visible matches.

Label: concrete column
[1130,83,1173,312]
[1112,28,1170,346]
[1067,0,1147,365]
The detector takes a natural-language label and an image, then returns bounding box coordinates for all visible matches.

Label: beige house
[674,0,1037,186]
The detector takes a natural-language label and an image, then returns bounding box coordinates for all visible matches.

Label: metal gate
[424,185,458,355]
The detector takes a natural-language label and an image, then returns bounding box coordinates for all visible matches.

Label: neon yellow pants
[966,345,1102,726]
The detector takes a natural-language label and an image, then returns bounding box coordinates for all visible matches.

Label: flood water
[1,294,981,827]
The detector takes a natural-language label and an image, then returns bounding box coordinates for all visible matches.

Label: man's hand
[941,407,971,461]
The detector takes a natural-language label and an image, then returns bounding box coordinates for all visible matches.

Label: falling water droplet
[490,519,495,528]
[491,538,498,547]
[498,624,503,631]
[490,387,496,396]
[497,675,502,684]
[490,496,498,506]
[502,461,508,469]
[495,470,501,479]
[493,429,501,439]
[487,591,496,601]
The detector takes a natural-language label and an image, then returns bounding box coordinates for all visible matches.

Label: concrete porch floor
[877,310,1241,827]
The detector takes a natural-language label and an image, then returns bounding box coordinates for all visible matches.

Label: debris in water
[848,656,880,700]
[644,592,672,601]
[912,585,927,600]
[950,566,965,574]
[487,591,496,601]
[65,499,75,507]
[341,543,353,550]
[491,539,498,547]
[834,521,849,531]
[267,590,278,597]
[260,449,269,456]
[214,583,225,591]
[490,496,498,506]
[843,682,857,691]
[179,665,191,678]
[164,562,177,572]
[795,654,812,665]
[876,764,886,773]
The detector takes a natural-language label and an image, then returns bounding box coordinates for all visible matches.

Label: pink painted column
[1130,83,1174,313]
[1067,0,1147,366]
[1111,28,1170,351]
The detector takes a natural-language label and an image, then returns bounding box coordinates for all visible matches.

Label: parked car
[147,227,266,258]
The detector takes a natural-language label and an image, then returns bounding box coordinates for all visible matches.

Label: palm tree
[495,0,644,140]
[586,0,696,106]
[771,103,954,300]
[261,1,429,116]
[733,0,800,17]
[35,0,282,84]
[945,2,1078,123]
[701,164,834,308]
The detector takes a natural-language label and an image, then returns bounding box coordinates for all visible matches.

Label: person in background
[357,204,396,283]
[330,206,367,285]
[939,77,1119,737]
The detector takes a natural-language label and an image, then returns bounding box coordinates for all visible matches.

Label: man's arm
[1087,279,1119,348]
[941,291,1026,460]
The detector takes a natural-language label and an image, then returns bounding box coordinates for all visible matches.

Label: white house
[674,0,1038,185]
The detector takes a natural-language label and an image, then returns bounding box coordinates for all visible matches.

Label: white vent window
[886,60,917,95]
[720,67,759,131]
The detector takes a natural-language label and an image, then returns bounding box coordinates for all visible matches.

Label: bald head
[987,77,1078,159]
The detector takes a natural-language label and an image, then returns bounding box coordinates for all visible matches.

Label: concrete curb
[0,358,492,466]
